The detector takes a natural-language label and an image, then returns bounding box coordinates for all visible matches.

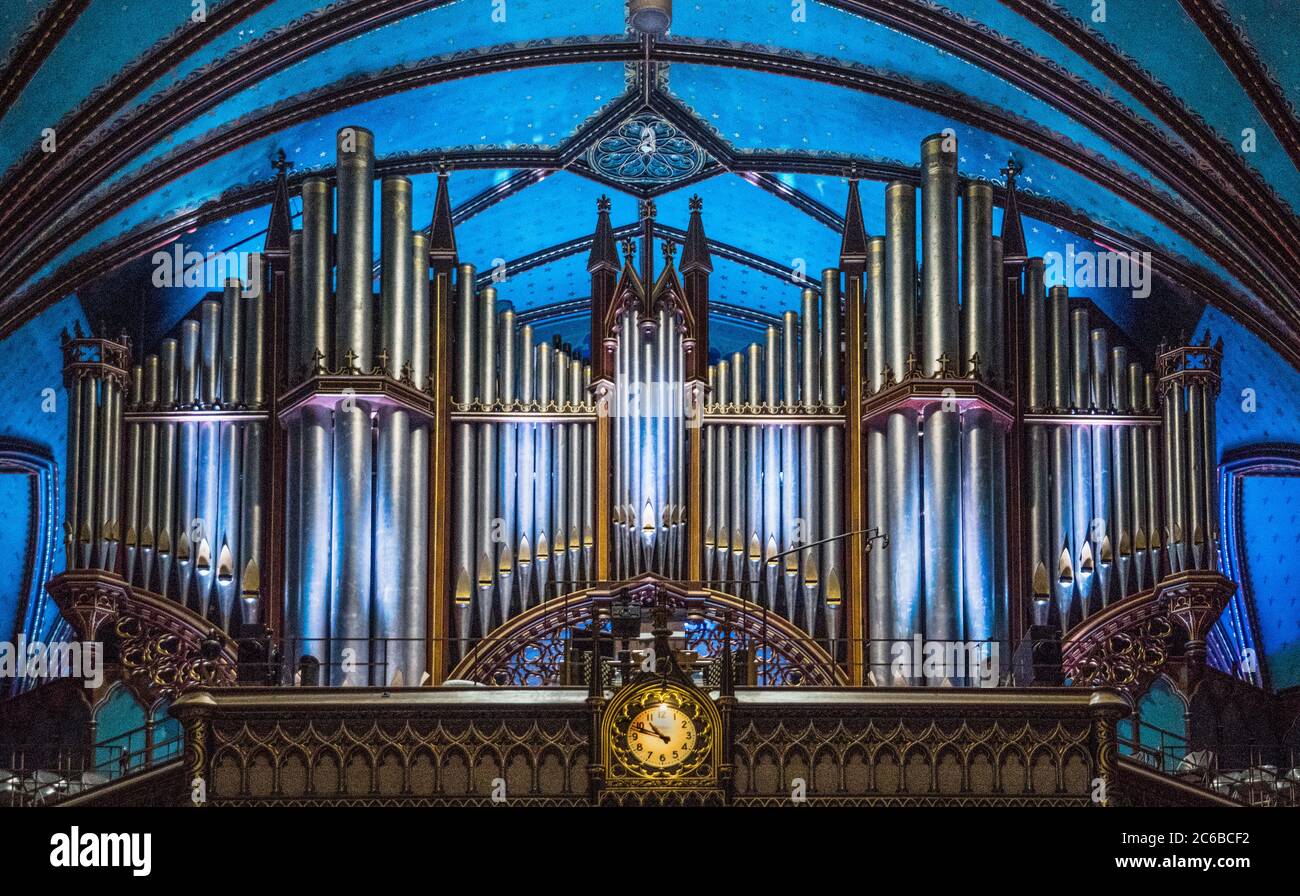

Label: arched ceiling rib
[0,0,1296,367]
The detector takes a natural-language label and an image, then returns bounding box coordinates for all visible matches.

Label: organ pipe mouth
[803,552,820,586]
[157,528,171,557]
[1058,547,1073,585]
[1079,541,1094,575]
[454,569,472,604]
[241,559,260,597]
[196,538,212,572]
[217,543,234,583]
[1032,561,1050,598]
[824,570,842,608]
[176,532,191,563]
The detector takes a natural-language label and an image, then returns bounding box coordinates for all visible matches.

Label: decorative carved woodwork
[445,578,848,688]
[1062,572,1234,699]
[47,570,237,706]
[169,685,1142,807]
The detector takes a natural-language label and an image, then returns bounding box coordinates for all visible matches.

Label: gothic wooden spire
[1000,156,1028,264]
[679,194,712,274]
[839,177,869,272]
[263,150,294,256]
[427,163,458,273]
[587,194,619,273]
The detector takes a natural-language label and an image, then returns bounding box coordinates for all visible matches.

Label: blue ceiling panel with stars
[1240,475,1300,690]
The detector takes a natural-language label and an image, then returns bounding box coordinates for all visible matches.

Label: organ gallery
[1,0,1297,820]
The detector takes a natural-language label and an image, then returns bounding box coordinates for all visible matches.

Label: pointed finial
[640,198,656,221]
[427,162,458,269]
[597,194,611,213]
[680,195,712,274]
[839,177,868,269]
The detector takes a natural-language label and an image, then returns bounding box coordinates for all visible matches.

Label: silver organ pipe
[798,288,819,636]
[61,329,128,572]
[1022,286,1170,630]
[865,236,891,681]
[1024,259,1050,624]
[375,175,413,681]
[884,179,921,679]
[405,232,431,685]
[960,181,995,655]
[1089,326,1113,610]
[921,135,962,664]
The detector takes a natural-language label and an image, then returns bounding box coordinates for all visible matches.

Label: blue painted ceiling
[2,0,1300,687]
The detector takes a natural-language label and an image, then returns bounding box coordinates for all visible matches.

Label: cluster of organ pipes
[281,128,432,686]
[121,279,268,631]
[450,280,597,654]
[701,281,844,643]
[60,329,129,574]
[56,121,1228,688]
[859,137,1011,684]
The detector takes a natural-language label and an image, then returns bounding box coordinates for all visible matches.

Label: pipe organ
[56,124,1224,690]
[701,282,844,643]
[279,128,434,686]
[450,281,598,655]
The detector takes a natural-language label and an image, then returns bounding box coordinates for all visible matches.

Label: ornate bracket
[48,570,237,703]
[1062,571,1234,700]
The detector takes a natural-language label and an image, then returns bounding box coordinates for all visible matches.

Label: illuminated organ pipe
[1021,284,1169,630]
[276,130,436,684]
[865,235,891,681]
[1157,333,1223,574]
[921,135,962,659]
[960,181,995,655]
[60,328,128,572]
[859,137,1014,684]
[448,298,596,647]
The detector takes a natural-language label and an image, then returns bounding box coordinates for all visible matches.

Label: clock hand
[633,723,670,743]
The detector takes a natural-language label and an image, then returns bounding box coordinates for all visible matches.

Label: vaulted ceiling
[0,0,1298,364]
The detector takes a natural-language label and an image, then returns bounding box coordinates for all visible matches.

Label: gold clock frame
[601,677,723,790]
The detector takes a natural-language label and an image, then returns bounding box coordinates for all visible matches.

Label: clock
[605,682,719,782]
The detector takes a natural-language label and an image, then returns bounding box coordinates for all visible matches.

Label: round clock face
[629,704,697,768]
[611,688,713,779]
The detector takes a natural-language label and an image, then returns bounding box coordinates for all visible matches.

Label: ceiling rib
[1,39,1284,350]
[1176,0,1300,174]
[0,0,90,115]
[988,0,1300,277]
